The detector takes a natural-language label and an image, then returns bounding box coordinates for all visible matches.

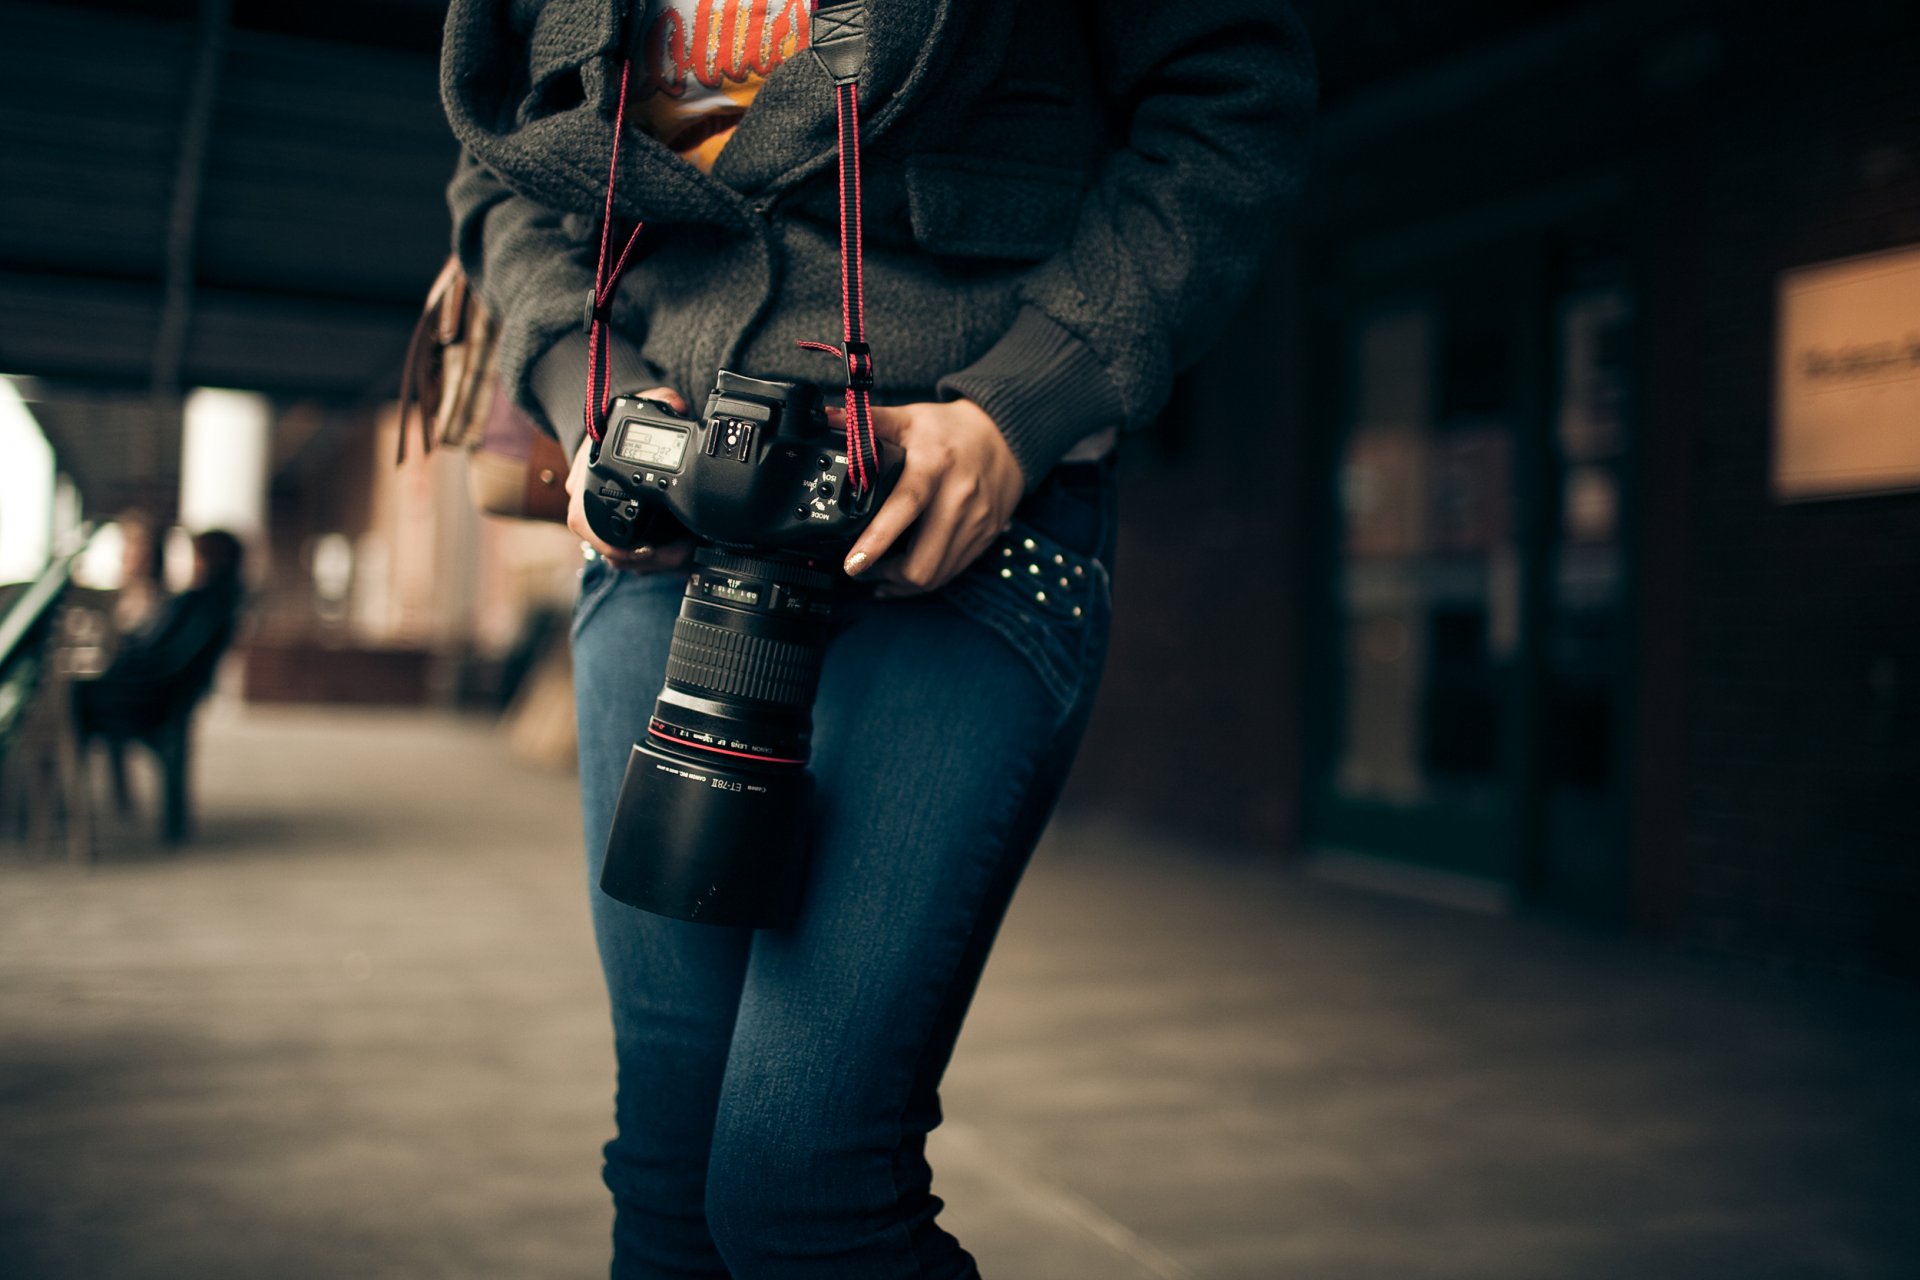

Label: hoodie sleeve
[447,150,662,460]
[938,0,1316,485]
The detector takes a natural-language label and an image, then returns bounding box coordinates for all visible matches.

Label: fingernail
[632,545,653,559]
[844,550,868,575]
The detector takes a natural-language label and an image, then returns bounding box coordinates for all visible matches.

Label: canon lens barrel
[598,549,836,927]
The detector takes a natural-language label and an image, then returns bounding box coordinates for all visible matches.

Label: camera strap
[582,56,648,452]
[585,2,881,497]
[797,0,879,496]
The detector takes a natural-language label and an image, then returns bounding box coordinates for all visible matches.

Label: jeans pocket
[939,519,1107,718]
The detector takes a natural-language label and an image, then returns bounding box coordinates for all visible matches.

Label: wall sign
[1774,245,1920,500]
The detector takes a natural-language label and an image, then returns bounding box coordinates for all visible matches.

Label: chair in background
[0,560,91,862]
[72,529,246,846]
[80,612,237,844]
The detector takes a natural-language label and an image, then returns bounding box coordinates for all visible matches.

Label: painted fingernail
[844,550,868,575]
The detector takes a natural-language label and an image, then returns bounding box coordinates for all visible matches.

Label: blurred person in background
[442,1,1313,1275]
[73,529,244,741]
[109,509,169,637]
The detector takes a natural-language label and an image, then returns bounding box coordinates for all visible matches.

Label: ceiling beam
[0,271,416,400]
[149,0,230,397]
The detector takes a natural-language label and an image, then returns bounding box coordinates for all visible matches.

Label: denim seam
[935,588,1079,718]
[885,727,1054,1280]
[570,559,624,643]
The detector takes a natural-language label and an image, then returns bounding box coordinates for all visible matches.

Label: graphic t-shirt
[629,0,814,172]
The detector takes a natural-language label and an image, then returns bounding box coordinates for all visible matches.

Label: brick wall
[1074,0,1920,979]
[1674,32,1920,978]
[1060,244,1310,850]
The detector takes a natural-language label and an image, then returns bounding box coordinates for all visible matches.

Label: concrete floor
[1,706,1916,1280]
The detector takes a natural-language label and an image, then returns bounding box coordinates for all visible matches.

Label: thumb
[829,401,909,444]
[638,386,689,415]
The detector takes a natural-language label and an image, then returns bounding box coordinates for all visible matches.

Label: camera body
[582,370,892,555]
[581,370,899,928]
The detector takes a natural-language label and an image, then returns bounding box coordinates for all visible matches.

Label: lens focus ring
[666,617,825,708]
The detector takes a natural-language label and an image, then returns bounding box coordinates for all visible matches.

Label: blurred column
[178,387,269,545]
[51,476,85,557]
[0,378,55,583]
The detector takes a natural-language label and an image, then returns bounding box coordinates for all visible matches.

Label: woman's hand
[838,398,1024,595]
[566,387,697,572]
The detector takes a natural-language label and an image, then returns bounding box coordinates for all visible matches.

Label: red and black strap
[588,1,875,492]
[793,78,876,495]
[584,59,646,446]
[831,79,878,495]
[802,0,878,494]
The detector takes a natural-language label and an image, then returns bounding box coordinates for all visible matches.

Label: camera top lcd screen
[613,419,690,471]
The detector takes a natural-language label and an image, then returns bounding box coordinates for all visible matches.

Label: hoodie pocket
[905,155,1084,262]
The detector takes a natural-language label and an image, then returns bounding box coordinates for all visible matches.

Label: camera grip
[583,479,693,552]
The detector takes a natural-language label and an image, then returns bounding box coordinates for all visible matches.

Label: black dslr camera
[580,371,899,928]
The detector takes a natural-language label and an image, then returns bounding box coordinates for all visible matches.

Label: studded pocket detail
[939,520,1105,714]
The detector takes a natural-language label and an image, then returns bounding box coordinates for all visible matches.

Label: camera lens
[599,548,836,927]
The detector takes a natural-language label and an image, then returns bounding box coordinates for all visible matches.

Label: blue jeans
[570,462,1116,1279]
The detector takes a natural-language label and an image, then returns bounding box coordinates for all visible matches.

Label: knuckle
[907,444,950,475]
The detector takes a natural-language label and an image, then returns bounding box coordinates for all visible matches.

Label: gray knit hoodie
[442,0,1315,481]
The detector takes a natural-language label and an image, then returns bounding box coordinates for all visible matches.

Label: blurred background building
[2,0,1917,977]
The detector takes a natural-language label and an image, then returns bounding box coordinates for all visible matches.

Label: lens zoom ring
[697,550,835,592]
[666,618,824,707]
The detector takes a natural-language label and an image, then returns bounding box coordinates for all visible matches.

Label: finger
[575,511,677,569]
[637,386,689,415]
[896,485,968,590]
[593,539,691,574]
[928,528,995,592]
[870,493,997,595]
[864,549,926,593]
[941,480,1010,584]
[565,435,595,500]
[572,517,646,565]
[646,540,697,572]
[844,469,933,575]
[826,401,909,446]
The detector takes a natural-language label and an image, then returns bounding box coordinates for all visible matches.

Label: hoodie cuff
[527,330,663,463]
[937,307,1125,488]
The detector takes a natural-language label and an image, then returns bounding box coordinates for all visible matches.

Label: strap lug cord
[585,59,646,448]
[589,2,877,486]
